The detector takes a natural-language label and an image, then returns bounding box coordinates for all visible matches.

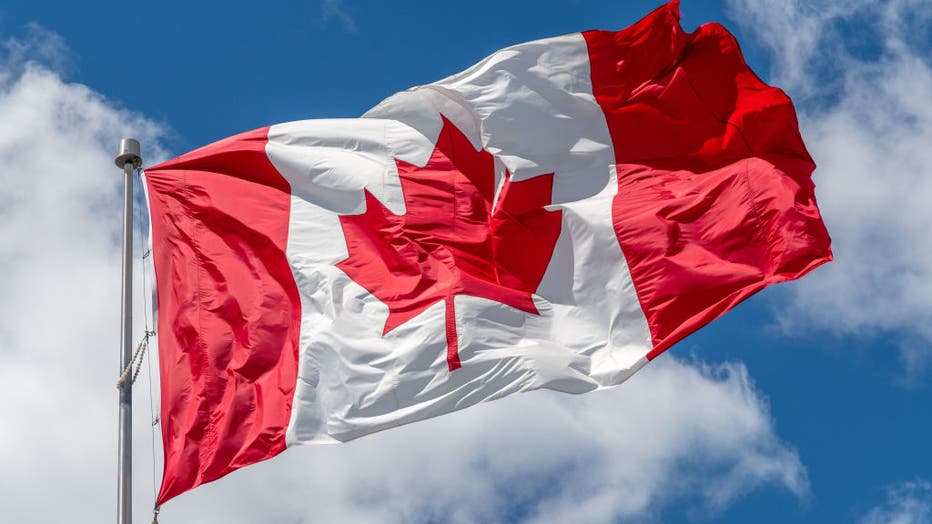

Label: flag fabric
[143,0,832,504]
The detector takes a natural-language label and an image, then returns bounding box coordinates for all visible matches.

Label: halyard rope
[137,173,162,522]
[116,331,153,389]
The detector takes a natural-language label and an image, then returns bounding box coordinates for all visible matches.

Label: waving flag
[144,1,832,504]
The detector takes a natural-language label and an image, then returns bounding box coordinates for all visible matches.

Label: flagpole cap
[115,138,142,169]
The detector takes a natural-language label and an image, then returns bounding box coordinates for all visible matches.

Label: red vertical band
[145,128,301,504]
[584,1,832,358]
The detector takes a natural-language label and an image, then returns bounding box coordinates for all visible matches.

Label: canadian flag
[144,1,831,504]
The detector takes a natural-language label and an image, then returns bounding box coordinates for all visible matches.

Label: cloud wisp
[728,0,932,383]
[322,0,359,34]
[859,480,932,524]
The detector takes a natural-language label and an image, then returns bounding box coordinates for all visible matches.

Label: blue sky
[1,1,930,523]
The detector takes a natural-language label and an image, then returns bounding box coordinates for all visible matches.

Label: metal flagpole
[116,138,142,524]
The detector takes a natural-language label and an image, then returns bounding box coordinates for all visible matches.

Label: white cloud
[728,0,932,382]
[1,23,74,81]
[160,358,807,524]
[0,31,167,523]
[860,480,932,524]
[0,26,805,524]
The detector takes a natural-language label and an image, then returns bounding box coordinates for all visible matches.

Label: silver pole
[115,139,142,524]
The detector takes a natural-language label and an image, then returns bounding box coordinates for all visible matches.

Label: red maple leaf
[337,116,563,371]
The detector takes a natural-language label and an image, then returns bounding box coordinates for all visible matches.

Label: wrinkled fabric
[144,0,831,505]
[584,3,831,355]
